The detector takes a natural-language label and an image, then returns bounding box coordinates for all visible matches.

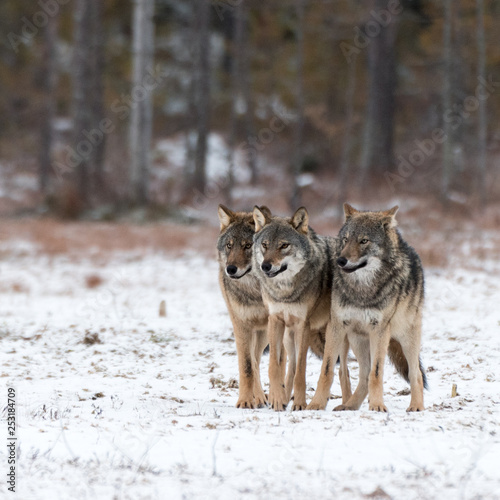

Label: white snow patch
[155,133,251,184]
[297,173,315,187]
[0,253,499,499]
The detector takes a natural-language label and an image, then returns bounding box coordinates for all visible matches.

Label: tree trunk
[289,0,305,209]
[476,0,487,207]
[360,0,399,184]
[338,54,357,212]
[193,0,211,194]
[72,0,93,206]
[89,0,106,198]
[130,0,155,206]
[441,0,453,202]
[225,4,243,204]
[183,1,197,194]
[239,0,258,185]
[39,11,58,198]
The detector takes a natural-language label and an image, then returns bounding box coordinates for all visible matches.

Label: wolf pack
[217,203,428,413]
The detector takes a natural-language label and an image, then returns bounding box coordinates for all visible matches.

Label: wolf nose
[226,265,238,276]
[261,262,272,273]
[337,257,348,268]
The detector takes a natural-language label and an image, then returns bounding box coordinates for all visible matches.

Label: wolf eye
[226,242,233,250]
[360,238,369,244]
[244,242,252,250]
[280,243,289,249]
[262,242,268,249]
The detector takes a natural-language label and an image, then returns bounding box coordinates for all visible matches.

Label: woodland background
[1,0,499,223]
[1,4,499,498]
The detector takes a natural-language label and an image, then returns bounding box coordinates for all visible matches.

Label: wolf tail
[388,339,428,390]
[309,330,325,359]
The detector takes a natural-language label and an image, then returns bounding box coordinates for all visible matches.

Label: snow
[0,248,499,499]
[155,132,252,184]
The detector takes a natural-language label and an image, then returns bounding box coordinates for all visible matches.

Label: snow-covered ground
[0,246,499,499]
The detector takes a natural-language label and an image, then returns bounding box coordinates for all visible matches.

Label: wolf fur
[217,204,272,409]
[252,206,352,411]
[309,204,428,412]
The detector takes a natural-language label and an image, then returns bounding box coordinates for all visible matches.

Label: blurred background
[1,0,499,264]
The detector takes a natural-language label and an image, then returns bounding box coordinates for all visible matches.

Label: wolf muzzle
[226,265,252,279]
[337,257,368,273]
[261,262,288,278]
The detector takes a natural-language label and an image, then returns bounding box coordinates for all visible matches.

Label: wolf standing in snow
[252,206,351,411]
[308,204,428,412]
[217,205,272,409]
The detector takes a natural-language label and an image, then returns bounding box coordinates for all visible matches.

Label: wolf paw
[270,401,287,411]
[291,401,307,411]
[306,398,327,411]
[406,405,424,412]
[269,388,288,411]
[236,398,255,409]
[253,393,268,409]
[369,403,388,412]
[333,404,356,411]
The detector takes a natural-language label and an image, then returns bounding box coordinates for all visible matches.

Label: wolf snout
[261,262,273,273]
[226,265,238,276]
[337,257,348,267]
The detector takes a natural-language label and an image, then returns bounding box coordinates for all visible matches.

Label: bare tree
[89,0,106,197]
[338,54,358,211]
[289,0,306,209]
[226,4,242,204]
[476,0,487,207]
[72,0,106,207]
[72,0,93,205]
[226,0,257,202]
[360,0,400,184]
[193,0,211,194]
[441,0,453,202]
[39,11,58,198]
[183,1,197,194]
[239,0,257,185]
[130,0,155,205]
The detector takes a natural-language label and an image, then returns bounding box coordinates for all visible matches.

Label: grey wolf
[217,204,272,408]
[252,206,351,411]
[308,204,428,412]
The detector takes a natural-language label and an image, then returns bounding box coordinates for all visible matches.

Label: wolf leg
[307,320,343,410]
[368,326,391,412]
[338,336,352,404]
[252,329,269,407]
[334,333,370,411]
[284,328,296,402]
[233,321,257,409]
[398,320,425,412]
[267,314,288,411]
[291,322,309,410]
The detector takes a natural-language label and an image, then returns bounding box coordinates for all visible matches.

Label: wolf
[252,206,352,411]
[308,204,428,412]
[217,204,272,409]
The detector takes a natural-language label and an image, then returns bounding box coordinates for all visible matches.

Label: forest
[1,0,499,219]
[1,3,500,499]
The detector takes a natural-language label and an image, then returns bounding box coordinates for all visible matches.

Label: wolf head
[217,204,271,280]
[252,206,310,279]
[336,203,399,282]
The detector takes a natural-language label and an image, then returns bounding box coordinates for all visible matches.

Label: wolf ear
[381,205,399,229]
[343,203,359,221]
[259,205,272,219]
[218,204,234,231]
[253,206,271,232]
[291,207,309,234]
